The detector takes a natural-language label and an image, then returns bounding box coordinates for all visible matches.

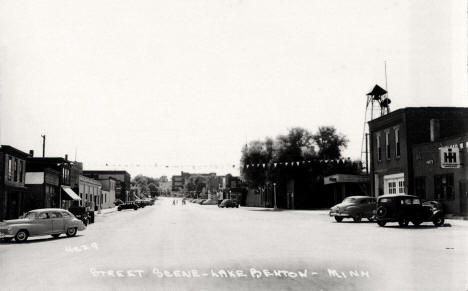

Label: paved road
[1,197,467,291]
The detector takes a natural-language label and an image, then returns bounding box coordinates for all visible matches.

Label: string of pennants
[243,158,353,169]
[86,158,354,170]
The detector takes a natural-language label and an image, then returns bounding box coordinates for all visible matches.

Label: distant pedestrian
[172,200,176,206]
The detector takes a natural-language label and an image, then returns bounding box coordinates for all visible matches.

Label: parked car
[201,199,218,205]
[218,199,239,208]
[0,208,86,242]
[329,196,376,222]
[422,200,444,212]
[68,206,93,226]
[114,199,124,206]
[198,199,207,205]
[117,202,138,211]
[135,199,146,208]
[375,194,445,227]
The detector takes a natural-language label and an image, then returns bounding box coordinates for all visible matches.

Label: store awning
[61,186,81,201]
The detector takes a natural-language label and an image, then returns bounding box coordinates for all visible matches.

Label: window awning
[61,186,81,201]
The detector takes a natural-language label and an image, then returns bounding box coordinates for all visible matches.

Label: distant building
[82,170,131,201]
[78,175,102,210]
[98,177,117,209]
[171,175,184,192]
[0,145,29,220]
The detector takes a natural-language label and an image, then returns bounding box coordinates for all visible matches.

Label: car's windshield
[343,197,357,203]
[23,212,37,219]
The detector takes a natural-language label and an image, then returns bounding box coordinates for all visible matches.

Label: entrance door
[460,181,467,216]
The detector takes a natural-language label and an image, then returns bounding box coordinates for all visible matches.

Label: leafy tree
[312,126,348,160]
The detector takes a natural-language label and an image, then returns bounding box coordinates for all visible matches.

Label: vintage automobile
[218,199,239,208]
[375,194,445,227]
[117,202,138,211]
[329,196,376,222]
[0,208,86,242]
[68,206,93,226]
[134,199,147,208]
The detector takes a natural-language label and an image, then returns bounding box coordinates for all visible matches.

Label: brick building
[82,170,131,202]
[413,134,468,215]
[368,107,468,215]
[0,146,29,220]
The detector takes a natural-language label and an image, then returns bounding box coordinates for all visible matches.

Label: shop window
[415,177,426,199]
[388,182,397,194]
[398,181,404,194]
[434,174,454,200]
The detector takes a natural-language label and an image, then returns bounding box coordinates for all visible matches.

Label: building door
[460,181,467,216]
[6,190,20,219]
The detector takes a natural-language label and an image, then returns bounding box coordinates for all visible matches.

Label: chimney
[430,119,440,142]
[29,150,34,157]
[65,154,68,161]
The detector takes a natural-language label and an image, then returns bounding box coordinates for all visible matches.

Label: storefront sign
[439,146,461,168]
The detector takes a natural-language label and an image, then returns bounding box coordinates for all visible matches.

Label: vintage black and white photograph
[0,1,467,290]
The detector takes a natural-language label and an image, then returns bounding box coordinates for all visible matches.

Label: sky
[0,0,466,179]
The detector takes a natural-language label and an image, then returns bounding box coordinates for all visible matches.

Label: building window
[398,181,404,194]
[13,158,18,182]
[415,177,426,199]
[395,128,400,158]
[434,174,454,200]
[388,182,396,194]
[385,131,391,160]
[7,156,12,181]
[377,135,381,162]
[19,161,24,183]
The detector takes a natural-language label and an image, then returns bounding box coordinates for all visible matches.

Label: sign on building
[439,146,461,168]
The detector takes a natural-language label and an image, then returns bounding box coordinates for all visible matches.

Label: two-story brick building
[369,107,468,215]
[0,146,29,220]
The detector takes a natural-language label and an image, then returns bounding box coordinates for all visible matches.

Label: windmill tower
[361,84,392,174]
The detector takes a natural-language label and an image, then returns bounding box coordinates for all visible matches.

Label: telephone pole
[41,135,46,157]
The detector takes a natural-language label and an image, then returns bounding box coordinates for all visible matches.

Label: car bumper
[329,211,350,217]
[0,232,14,239]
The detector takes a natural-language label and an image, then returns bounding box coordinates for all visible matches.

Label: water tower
[361,84,392,173]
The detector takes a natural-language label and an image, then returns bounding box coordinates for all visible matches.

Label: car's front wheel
[334,216,343,222]
[66,227,77,237]
[433,215,444,226]
[15,230,29,242]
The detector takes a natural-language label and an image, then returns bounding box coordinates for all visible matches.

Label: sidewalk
[95,207,117,216]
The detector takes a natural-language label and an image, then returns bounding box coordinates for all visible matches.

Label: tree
[312,126,348,160]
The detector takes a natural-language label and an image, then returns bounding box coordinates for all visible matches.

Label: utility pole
[41,135,46,157]
[273,183,277,210]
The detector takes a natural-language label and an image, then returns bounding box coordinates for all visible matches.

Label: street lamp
[273,183,277,210]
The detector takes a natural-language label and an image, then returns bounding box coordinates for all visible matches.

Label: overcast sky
[0,0,466,179]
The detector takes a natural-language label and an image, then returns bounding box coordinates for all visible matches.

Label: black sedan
[117,202,138,211]
[218,199,239,208]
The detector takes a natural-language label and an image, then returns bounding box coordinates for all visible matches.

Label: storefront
[413,137,468,216]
